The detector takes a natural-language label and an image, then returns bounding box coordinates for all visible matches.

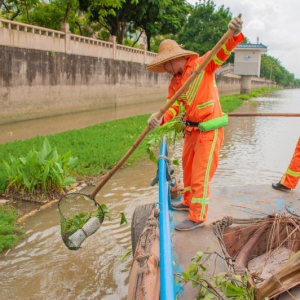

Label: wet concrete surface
[169,89,300,299]
[171,184,300,299]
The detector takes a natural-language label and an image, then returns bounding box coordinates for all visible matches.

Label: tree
[81,0,138,44]
[1,0,39,21]
[260,54,299,87]
[14,0,84,33]
[177,0,232,56]
[132,0,191,51]
[83,0,190,49]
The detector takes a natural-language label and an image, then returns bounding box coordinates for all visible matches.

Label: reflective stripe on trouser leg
[281,137,300,189]
[188,128,223,222]
[182,129,198,207]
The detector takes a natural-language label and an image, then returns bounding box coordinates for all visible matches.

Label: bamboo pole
[89,19,241,200]
[228,113,300,117]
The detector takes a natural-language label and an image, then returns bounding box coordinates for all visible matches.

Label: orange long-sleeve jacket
[161,33,244,126]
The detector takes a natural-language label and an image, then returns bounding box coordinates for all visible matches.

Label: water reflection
[0,89,300,299]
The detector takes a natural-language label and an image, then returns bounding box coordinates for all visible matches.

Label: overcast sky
[187,0,300,78]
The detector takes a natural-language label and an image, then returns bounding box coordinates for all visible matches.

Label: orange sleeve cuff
[233,32,245,43]
[161,109,176,125]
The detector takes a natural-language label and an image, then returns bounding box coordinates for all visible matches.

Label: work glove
[147,112,163,130]
[228,14,243,36]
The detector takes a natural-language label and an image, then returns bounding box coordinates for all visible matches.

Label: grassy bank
[0,205,25,253]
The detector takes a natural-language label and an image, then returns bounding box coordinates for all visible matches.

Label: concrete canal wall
[0,45,170,124]
[0,18,274,125]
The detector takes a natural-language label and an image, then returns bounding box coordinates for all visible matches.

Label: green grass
[0,205,25,252]
[220,87,279,112]
[0,115,152,192]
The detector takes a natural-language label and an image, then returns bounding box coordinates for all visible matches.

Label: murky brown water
[0,166,158,300]
[0,89,300,300]
[0,101,164,144]
[216,89,300,186]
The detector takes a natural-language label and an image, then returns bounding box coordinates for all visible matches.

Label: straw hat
[146,39,199,73]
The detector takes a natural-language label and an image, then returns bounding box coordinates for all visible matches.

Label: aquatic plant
[3,138,78,197]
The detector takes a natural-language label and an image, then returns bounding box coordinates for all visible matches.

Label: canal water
[0,89,300,299]
[0,100,164,144]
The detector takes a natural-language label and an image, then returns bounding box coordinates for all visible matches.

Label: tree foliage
[0,0,40,21]
[82,0,138,43]
[82,0,190,50]
[261,54,300,87]
[20,0,80,31]
[177,0,232,56]
[1,0,86,34]
[131,0,191,51]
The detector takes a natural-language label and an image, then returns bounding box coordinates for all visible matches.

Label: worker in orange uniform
[146,15,244,231]
[272,137,300,191]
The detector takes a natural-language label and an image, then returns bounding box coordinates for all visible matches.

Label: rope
[213,214,300,274]
[132,208,159,300]
[212,216,274,273]
[158,154,170,163]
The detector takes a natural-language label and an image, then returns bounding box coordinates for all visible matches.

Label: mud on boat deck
[170,184,300,299]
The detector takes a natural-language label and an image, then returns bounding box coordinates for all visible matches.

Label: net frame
[58,192,104,250]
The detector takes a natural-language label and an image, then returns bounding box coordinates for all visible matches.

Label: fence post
[61,22,70,54]
[141,43,147,64]
[109,35,116,60]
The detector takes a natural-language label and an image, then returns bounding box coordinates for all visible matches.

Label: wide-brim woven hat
[146,39,199,73]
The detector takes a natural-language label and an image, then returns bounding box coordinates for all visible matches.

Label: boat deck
[170,184,300,299]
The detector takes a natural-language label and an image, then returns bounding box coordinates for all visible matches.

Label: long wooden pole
[89,20,240,199]
[228,113,300,117]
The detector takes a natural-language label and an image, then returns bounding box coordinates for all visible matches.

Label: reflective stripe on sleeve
[197,100,214,110]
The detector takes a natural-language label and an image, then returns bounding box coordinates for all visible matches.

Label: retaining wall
[0,46,170,124]
[0,18,276,125]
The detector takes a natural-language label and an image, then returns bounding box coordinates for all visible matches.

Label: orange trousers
[280,137,300,189]
[182,128,224,222]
